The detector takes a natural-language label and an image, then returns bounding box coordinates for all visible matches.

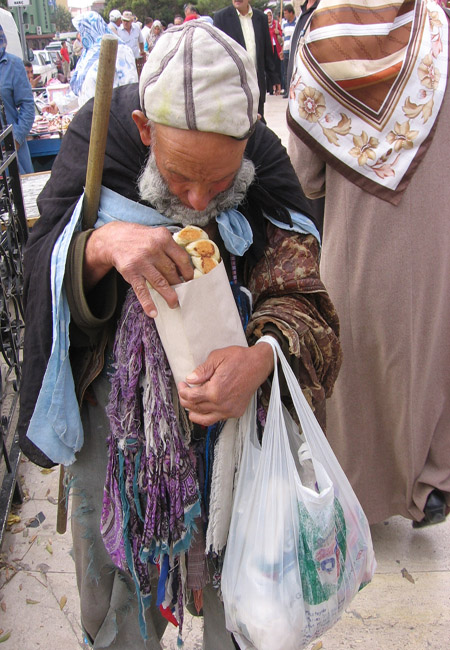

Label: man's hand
[178,341,275,425]
[84,221,194,317]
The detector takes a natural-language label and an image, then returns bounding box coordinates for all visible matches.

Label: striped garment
[282,17,297,53]
[287,0,449,204]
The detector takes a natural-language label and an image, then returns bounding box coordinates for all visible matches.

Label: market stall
[26,83,77,172]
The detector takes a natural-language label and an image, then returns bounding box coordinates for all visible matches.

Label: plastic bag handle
[256,335,326,454]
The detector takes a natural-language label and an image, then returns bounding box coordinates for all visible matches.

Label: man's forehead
[152,124,247,170]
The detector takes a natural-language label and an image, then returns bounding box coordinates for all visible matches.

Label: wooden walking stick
[56,34,118,535]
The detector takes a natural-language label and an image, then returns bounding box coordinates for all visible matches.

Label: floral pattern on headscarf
[70,11,137,103]
[0,25,7,60]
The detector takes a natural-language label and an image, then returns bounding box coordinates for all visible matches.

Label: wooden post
[56,34,118,534]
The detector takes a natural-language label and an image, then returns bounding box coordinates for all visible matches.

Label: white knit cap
[139,22,259,140]
[109,9,121,21]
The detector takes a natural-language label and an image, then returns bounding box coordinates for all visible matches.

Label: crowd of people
[8,0,450,648]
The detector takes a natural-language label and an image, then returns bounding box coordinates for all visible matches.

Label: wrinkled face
[232,0,250,16]
[150,124,247,212]
[133,117,255,226]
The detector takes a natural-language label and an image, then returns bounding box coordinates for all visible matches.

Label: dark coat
[213,5,277,116]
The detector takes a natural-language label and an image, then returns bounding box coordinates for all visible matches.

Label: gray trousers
[70,374,235,649]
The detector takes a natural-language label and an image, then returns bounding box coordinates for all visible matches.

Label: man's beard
[138,151,256,227]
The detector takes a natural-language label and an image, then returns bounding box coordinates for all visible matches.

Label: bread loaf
[173,225,209,247]
[173,226,221,276]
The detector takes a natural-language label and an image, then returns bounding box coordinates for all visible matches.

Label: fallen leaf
[47,496,58,505]
[12,526,25,534]
[0,631,11,643]
[26,598,40,605]
[45,489,50,496]
[7,514,20,527]
[19,584,22,591]
[59,595,67,610]
[0,602,6,612]
[311,643,323,650]
[36,563,50,574]
[45,543,53,555]
[0,629,2,634]
[401,567,415,584]
[40,468,54,474]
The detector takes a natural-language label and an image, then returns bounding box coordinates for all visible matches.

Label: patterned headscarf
[70,11,137,99]
[0,25,7,60]
[288,0,449,205]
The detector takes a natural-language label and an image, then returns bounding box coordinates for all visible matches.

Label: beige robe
[287,87,450,525]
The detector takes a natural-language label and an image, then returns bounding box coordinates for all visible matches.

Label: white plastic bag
[221,336,376,650]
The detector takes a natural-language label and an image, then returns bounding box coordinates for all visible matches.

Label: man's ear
[132,110,152,147]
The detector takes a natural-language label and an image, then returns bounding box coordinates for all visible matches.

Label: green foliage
[54,5,74,32]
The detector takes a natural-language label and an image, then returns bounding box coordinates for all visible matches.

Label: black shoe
[412,489,447,528]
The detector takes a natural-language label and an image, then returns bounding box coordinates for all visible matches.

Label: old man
[19,22,340,650]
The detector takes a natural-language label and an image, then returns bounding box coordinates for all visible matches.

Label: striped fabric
[288,0,449,204]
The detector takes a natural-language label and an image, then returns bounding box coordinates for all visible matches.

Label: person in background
[141,17,153,51]
[118,10,146,76]
[0,26,34,174]
[288,0,450,529]
[281,3,296,97]
[147,20,163,53]
[264,8,282,95]
[214,0,280,120]
[24,60,41,88]
[184,3,199,21]
[70,11,137,108]
[174,14,184,24]
[107,9,122,35]
[72,32,83,67]
[60,40,71,82]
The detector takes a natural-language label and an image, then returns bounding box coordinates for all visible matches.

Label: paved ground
[0,94,449,649]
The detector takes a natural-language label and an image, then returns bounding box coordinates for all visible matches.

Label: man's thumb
[185,360,213,385]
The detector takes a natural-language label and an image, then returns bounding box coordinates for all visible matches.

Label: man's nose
[187,186,212,212]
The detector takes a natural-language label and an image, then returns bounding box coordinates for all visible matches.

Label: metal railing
[0,98,28,547]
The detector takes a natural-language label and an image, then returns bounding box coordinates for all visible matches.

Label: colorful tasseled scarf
[100,288,201,643]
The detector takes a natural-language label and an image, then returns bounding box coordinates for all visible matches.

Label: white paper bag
[149,261,248,385]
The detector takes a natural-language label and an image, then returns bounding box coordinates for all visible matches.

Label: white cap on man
[109,9,121,22]
[140,22,259,140]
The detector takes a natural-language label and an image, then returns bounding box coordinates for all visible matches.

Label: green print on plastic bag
[297,497,347,606]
